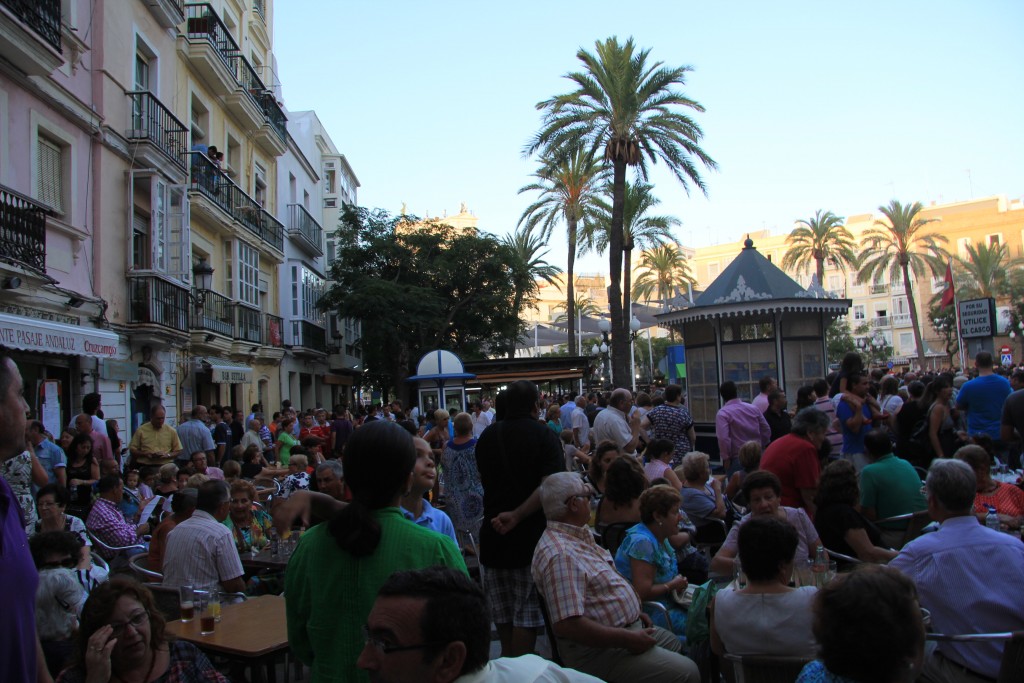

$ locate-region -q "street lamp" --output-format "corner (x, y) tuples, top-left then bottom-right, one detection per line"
(592, 320), (611, 391)
(192, 258), (215, 310)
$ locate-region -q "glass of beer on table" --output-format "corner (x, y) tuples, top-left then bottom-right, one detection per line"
(179, 585), (195, 623)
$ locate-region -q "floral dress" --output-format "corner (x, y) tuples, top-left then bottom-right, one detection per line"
(1, 451), (37, 531)
(645, 403), (695, 467)
(440, 438), (483, 541)
(613, 523), (688, 636)
(224, 508), (274, 553)
(796, 660), (859, 683)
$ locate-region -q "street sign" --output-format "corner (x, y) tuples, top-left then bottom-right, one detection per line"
(959, 298), (997, 338)
(887, 361), (895, 369)
(1000, 345), (1012, 355)
(1002, 353), (1013, 367)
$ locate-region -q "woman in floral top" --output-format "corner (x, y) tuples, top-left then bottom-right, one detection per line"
(2, 445), (47, 531)
(224, 479), (273, 553)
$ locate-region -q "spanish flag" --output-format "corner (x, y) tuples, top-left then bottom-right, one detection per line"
(940, 261), (955, 309)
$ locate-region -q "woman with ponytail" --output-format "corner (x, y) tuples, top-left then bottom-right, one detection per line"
(284, 420), (467, 683)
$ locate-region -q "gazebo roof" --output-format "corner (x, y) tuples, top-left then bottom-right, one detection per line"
(657, 237), (850, 324)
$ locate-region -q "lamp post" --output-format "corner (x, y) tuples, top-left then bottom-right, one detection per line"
(592, 319), (611, 390)
(856, 331), (887, 366)
(192, 258), (215, 310)
(591, 315), (644, 390)
(1008, 319), (1024, 364)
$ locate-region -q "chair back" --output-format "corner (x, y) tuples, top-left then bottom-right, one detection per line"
(535, 590), (563, 666)
(600, 522), (632, 556)
(87, 530), (147, 567)
(128, 553), (164, 582)
(900, 510), (933, 547)
(926, 632), (1024, 683)
(144, 583), (182, 621)
(694, 518), (728, 558)
(722, 653), (810, 683)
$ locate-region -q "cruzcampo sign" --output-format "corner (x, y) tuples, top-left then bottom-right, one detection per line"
(959, 297), (997, 339)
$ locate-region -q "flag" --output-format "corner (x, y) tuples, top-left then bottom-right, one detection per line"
(940, 261), (955, 309)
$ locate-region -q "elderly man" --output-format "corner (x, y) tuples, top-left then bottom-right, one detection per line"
(162, 480), (245, 593)
(315, 460), (347, 501)
(85, 475), (149, 559)
(859, 429), (927, 548)
(592, 388), (642, 457)
(175, 405), (215, 467)
(27, 421), (66, 487)
(759, 407), (829, 517)
(74, 412), (114, 462)
(571, 395), (590, 450)
(189, 451), (223, 480)
(716, 381), (770, 474)
(128, 405), (183, 468)
(891, 459), (1024, 682)
(358, 565), (601, 683)
(532, 472), (699, 683)
(468, 400), (492, 438)
(239, 415), (265, 455)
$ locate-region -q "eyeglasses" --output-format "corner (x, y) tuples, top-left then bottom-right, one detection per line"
(109, 611), (149, 638)
(40, 557), (76, 569)
(564, 484), (594, 506)
(361, 625), (447, 655)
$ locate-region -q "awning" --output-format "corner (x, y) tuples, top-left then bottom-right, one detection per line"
(0, 312), (119, 358)
(197, 357), (253, 384)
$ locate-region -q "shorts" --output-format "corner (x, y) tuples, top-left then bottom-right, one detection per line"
(483, 565), (543, 628)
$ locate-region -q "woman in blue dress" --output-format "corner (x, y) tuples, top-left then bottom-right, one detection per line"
(614, 485), (689, 636)
(440, 413), (484, 541)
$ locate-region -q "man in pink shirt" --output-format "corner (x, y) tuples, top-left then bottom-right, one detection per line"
(715, 381), (770, 474)
(75, 412), (115, 463)
(750, 376), (776, 413)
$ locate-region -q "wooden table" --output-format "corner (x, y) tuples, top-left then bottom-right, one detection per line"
(240, 547), (291, 572)
(166, 594), (289, 681)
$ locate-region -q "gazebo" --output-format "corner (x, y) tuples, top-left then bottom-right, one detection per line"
(407, 350), (476, 416)
(657, 238), (850, 433)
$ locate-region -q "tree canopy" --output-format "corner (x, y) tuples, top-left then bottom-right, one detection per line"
(321, 206), (528, 401)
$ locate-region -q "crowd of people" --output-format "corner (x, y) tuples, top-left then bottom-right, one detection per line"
(2, 348), (1024, 683)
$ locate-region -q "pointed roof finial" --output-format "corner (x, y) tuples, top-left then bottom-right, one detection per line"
(744, 233), (754, 249)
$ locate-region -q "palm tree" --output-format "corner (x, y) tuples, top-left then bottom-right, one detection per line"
(518, 148), (607, 351)
(501, 227), (562, 358)
(859, 200), (949, 367)
(529, 36), (716, 387)
(552, 292), (602, 323)
(781, 210), (857, 287)
(953, 240), (1023, 299)
(632, 243), (695, 310)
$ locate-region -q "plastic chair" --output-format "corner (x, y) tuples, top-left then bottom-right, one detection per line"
(926, 632), (1024, 683)
(88, 531), (147, 570)
(694, 518), (728, 559)
(824, 547), (863, 566)
(875, 510), (933, 548)
(128, 553), (163, 582)
(722, 654), (811, 683)
(600, 522), (633, 556)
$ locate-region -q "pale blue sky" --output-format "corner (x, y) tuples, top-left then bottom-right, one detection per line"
(275, 1), (1023, 272)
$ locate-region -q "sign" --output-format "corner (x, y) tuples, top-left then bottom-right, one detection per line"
(1002, 353), (1013, 367)
(1001, 345), (1012, 355)
(0, 312), (119, 358)
(197, 357), (253, 384)
(887, 361), (895, 369)
(101, 359), (141, 381)
(958, 298), (997, 339)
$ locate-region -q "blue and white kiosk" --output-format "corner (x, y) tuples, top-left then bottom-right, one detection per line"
(407, 350), (476, 416)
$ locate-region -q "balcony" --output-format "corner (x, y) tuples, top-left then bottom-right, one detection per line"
(180, 4), (240, 95)
(287, 204), (324, 256)
(869, 284), (888, 295)
(232, 303), (262, 345)
(187, 152), (284, 254)
(0, 184), (48, 273)
(290, 319), (327, 356)
(223, 53), (265, 135)
(0, 0), (62, 75)
(142, 0), (184, 29)
(872, 316), (891, 329)
(126, 91), (188, 174)
(892, 313), (912, 327)
(127, 275), (189, 332)
(190, 289), (233, 337)
(265, 313), (284, 347)
(253, 0), (266, 21)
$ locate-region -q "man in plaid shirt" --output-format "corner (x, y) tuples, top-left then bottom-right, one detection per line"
(532, 472), (699, 683)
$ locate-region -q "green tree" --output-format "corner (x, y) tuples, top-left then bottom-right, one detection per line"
(501, 227), (563, 358)
(781, 210), (857, 286)
(826, 318), (857, 367)
(518, 148), (607, 351)
(529, 36), (716, 388)
(928, 302), (960, 368)
(321, 206), (526, 403)
(859, 200), (949, 368)
(953, 240), (1023, 299)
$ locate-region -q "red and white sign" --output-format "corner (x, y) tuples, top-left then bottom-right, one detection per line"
(0, 312), (119, 358)
(1000, 345), (1012, 355)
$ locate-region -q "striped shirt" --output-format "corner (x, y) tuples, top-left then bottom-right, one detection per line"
(162, 510), (244, 591)
(85, 498), (140, 557)
(532, 520), (640, 628)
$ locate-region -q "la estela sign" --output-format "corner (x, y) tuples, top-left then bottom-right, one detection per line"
(958, 298), (997, 339)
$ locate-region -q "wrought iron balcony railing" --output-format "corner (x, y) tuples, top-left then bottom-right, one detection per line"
(2, 0), (61, 53)
(127, 91), (188, 170)
(287, 204), (323, 253)
(184, 3), (240, 70)
(128, 276), (189, 331)
(258, 91), (286, 143)
(232, 303), (262, 344)
(190, 289), (233, 336)
(0, 184), (48, 272)
(869, 284), (889, 295)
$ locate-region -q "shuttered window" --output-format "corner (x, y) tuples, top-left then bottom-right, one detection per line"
(37, 136), (63, 213)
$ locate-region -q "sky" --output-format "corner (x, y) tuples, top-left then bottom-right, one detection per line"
(274, 1), (1024, 274)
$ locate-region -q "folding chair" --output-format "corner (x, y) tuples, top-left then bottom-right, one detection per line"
(926, 631), (1024, 683)
(128, 553), (163, 582)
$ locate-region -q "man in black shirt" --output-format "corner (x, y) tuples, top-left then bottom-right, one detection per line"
(764, 389), (792, 443)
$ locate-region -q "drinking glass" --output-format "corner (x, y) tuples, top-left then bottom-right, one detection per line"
(825, 560), (838, 585)
(793, 559), (814, 588)
(733, 558), (747, 589)
(179, 585), (195, 623)
(198, 593), (215, 635)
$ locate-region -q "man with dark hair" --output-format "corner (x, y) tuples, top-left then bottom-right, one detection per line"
(358, 565), (600, 683)
(476, 379), (564, 658)
(468, 399), (492, 438)
(763, 388), (791, 443)
(27, 420), (66, 487)
(74, 412), (114, 462)
(957, 351), (1011, 445)
(835, 372), (880, 472)
(85, 474), (149, 559)
(859, 429), (927, 548)
(68, 392), (105, 435)
(212, 406), (232, 463)
(751, 376), (777, 413)
(162, 480), (245, 593)
(176, 405), (215, 467)
(812, 378), (844, 455)
(891, 459), (1024, 681)
(148, 488), (198, 573)
(716, 381), (770, 474)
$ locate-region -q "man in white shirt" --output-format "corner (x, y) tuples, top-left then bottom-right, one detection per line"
(571, 396), (590, 450)
(162, 480), (245, 593)
(469, 400), (492, 438)
(591, 388), (641, 457)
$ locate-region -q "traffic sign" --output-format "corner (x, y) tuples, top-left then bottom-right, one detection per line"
(887, 361), (895, 369)
(1000, 345), (1012, 355)
(1001, 353), (1013, 367)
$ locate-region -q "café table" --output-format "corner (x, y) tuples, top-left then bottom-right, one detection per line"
(166, 594), (289, 682)
(241, 546), (292, 572)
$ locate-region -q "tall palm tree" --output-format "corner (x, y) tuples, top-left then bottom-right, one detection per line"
(518, 148), (607, 351)
(501, 227), (562, 358)
(953, 240), (1023, 299)
(859, 200), (949, 367)
(552, 293), (602, 323)
(781, 210), (857, 286)
(529, 36), (716, 387)
(589, 182), (680, 322)
(632, 243), (695, 310)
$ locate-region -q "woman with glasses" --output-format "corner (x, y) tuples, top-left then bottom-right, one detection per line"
(56, 578), (226, 683)
(32, 484), (96, 570)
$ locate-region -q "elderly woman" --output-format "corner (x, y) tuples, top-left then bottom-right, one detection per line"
(225, 479), (274, 553)
(441, 412), (484, 541)
(678, 451), (726, 527)
(710, 516), (818, 660)
(56, 579), (226, 683)
(814, 459), (898, 564)
(797, 567), (924, 683)
(711, 471), (822, 575)
(595, 456), (646, 530)
(285, 420), (467, 682)
(281, 453), (311, 498)
(613, 486), (690, 635)
(545, 404), (562, 434)
(956, 444), (1024, 529)
(643, 438), (683, 491)
(152, 462), (179, 498)
(30, 531), (87, 676)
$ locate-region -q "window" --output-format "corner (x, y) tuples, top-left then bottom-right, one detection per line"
(237, 240), (259, 306)
(899, 332), (914, 350)
(827, 274), (842, 292)
(324, 198), (337, 208)
(190, 95), (209, 145)
(254, 163), (267, 206)
(226, 134), (240, 177)
(37, 135), (64, 213)
(288, 173), (296, 204)
(303, 190), (310, 210)
(324, 167), (336, 194)
(988, 233), (1003, 247)
(957, 237), (972, 259)
(707, 262), (720, 281)
(129, 172), (190, 282)
(853, 305), (866, 321)
(290, 265), (325, 322)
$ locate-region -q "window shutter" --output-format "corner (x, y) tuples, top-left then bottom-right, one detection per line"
(37, 137), (63, 213)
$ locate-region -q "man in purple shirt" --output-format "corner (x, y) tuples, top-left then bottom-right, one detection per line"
(0, 352), (48, 683)
(750, 376), (776, 414)
(715, 381), (770, 474)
